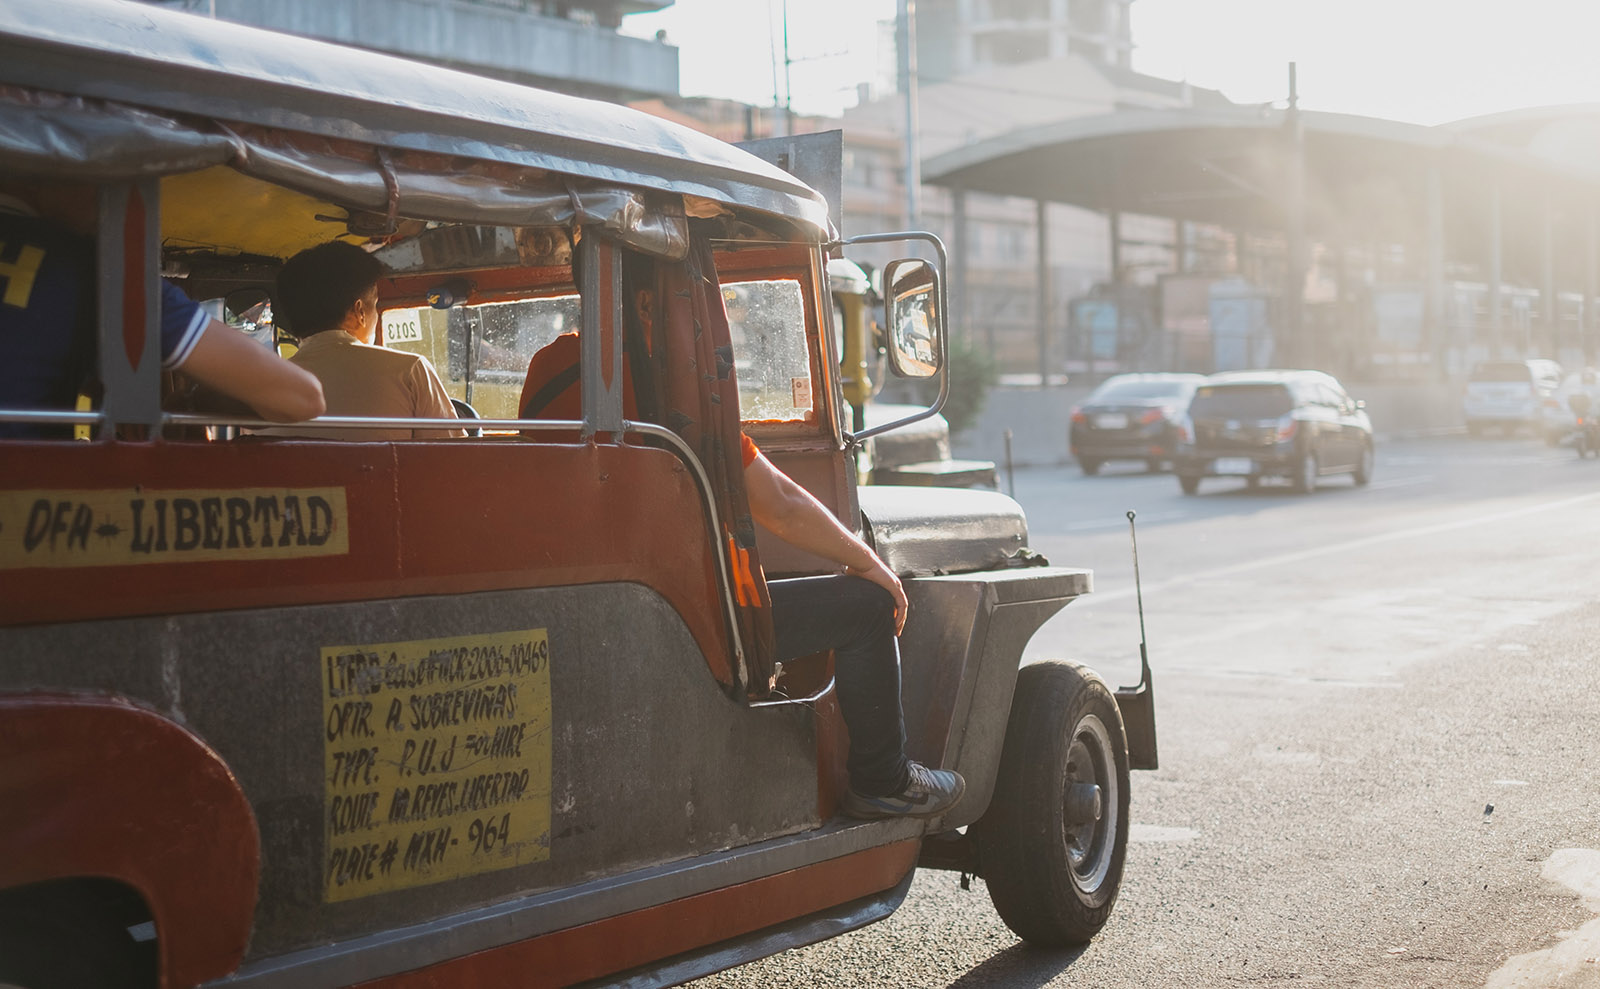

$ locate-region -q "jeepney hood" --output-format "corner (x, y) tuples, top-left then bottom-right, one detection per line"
(858, 486), (1028, 577)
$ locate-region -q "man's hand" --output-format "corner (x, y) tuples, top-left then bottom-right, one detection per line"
(843, 557), (908, 635)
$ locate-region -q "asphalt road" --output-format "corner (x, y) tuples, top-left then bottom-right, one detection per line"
(693, 433), (1600, 989)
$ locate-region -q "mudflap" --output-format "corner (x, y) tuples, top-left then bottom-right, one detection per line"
(1114, 644), (1158, 771)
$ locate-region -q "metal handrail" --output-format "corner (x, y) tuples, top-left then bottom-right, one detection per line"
(2, 407), (751, 691)
(150, 412), (753, 697)
(0, 409), (107, 426)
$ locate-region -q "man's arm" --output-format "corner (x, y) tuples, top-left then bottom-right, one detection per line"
(743, 451), (908, 633)
(178, 320), (326, 422)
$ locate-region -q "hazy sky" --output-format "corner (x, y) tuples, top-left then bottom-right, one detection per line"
(624, 0), (1600, 125)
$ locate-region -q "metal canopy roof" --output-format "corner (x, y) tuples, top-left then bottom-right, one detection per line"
(923, 105), (1600, 244)
(0, 0), (829, 232)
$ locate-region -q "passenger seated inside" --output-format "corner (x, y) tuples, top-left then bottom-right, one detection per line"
(0, 183), (324, 438)
(266, 241), (463, 440)
(518, 331), (637, 421)
(518, 251), (655, 424)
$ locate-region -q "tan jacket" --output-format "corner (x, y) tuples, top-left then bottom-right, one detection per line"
(265, 331), (464, 440)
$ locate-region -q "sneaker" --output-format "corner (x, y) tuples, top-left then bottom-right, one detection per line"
(840, 761), (966, 820)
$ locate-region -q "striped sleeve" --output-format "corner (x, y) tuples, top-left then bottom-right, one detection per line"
(159, 280), (210, 370)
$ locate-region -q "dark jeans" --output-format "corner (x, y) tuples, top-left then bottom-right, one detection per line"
(768, 574), (909, 797)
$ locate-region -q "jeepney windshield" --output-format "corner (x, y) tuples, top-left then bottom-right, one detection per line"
(723, 279), (814, 423)
(382, 294), (583, 420)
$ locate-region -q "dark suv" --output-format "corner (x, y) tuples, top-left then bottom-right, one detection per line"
(1174, 370), (1374, 495)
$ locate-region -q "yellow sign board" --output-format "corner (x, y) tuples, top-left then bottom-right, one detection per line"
(0, 487), (348, 569)
(321, 629), (553, 902)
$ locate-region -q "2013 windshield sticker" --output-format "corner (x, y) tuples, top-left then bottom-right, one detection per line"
(0, 487), (349, 568)
(321, 629), (553, 902)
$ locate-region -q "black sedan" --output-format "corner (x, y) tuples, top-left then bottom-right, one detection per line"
(1069, 372), (1206, 474)
(1173, 369), (1374, 494)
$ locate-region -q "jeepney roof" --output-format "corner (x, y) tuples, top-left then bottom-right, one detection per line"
(0, 0), (830, 235)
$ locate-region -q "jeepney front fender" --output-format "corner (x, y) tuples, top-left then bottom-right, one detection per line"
(895, 567), (1092, 831)
(0, 693), (259, 988)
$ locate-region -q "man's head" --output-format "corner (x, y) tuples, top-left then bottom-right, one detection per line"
(276, 241), (384, 340)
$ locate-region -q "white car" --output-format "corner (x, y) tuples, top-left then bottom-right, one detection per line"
(1463, 359), (1563, 437)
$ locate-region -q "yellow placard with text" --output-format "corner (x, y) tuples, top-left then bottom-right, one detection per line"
(321, 629), (553, 902)
(0, 487), (348, 569)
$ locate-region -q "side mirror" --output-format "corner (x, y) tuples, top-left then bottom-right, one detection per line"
(882, 258), (942, 379)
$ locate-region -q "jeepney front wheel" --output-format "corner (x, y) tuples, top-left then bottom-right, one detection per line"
(976, 660), (1131, 946)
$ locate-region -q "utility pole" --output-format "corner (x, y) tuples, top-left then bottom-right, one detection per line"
(781, 0), (794, 136)
(1283, 61), (1307, 368)
(897, 0), (920, 229)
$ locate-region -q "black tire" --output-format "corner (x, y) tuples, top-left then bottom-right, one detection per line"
(1293, 448), (1318, 494)
(976, 661), (1131, 946)
(1352, 442), (1374, 486)
(0, 880), (155, 989)
(1178, 473), (1200, 495)
(1079, 459), (1102, 476)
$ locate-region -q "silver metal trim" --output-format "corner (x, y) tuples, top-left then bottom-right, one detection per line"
(0, 410), (106, 426)
(205, 817), (927, 988)
(746, 675), (835, 710)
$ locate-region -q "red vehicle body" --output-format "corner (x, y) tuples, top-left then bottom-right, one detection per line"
(0, 3), (1154, 986)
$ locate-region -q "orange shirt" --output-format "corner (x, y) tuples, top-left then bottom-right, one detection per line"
(518, 333), (637, 420)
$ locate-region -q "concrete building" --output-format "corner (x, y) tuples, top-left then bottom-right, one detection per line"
(139, 0), (679, 103)
(916, 0), (1135, 80)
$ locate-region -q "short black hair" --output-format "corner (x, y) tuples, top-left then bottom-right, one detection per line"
(275, 241), (384, 338)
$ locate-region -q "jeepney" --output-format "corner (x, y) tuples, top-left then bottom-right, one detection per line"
(0, 2), (1155, 986)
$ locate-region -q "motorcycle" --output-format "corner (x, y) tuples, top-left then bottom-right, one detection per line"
(1563, 393), (1600, 457)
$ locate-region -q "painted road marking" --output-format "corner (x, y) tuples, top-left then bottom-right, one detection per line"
(1087, 490), (1600, 604)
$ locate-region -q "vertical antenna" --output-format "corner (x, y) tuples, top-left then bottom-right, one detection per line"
(1127, 510), (1148, 658)
(782, 0), (794, 134)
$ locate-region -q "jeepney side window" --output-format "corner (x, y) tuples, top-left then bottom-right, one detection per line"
(380, 292), (583, 420)
(723, 279), (814, 422)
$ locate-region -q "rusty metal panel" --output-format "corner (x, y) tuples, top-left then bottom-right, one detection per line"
(0, 582), (818, 961)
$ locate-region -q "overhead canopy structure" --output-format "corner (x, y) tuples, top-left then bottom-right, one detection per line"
(925, 105), (1600, 249)
(922, 104), (1600, 374)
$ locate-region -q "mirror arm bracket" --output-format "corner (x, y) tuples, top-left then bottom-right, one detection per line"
(840, 231), (951, 442)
